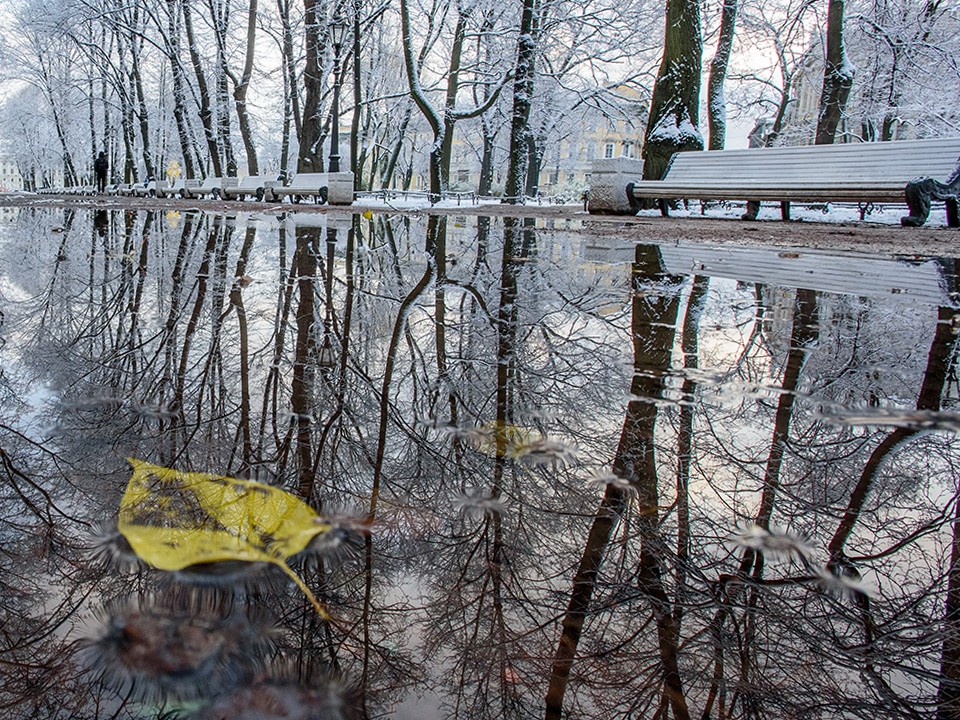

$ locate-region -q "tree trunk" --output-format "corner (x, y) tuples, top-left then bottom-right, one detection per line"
(754, 289), (819, 530)
(675, 275), (710, 630)
(503, 0), (538, 203)
(164, 0), (198, 179)
(438, 10), (468, 189)
(707, 0), (738, 150)
(381, 107), (413, 190)
(829, 300), (960, 560)
(101, 76), (114, 180)
(478, 121), (495, 196)
(546, 245), (688, 720)
(131, 47), (155, 180)
(183, 0), (222, 176)
(475, 11), (497, 197)
(37, 53), (78, 187)
(524, 133), (543, 198)
(642, 0), (703, 180)
(292, 227), (318, 498)
(702, 288), (819, 718)
(815, 0), (855, 144)
(299, 0), (327, 173)
(120, 76), (137, 183)
(215, 33), (237, 176)
(87, 75), (97, 177)
(228, 226), (256, 469)
(350, 0), (362, 188)
(399, 0), (444, 201)
(229, 0), (259, 175)
(277, 0), (301, 172)
(765, 76), (794, 147)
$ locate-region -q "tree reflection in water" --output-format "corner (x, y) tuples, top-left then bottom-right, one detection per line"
(0, 208), (958, 719)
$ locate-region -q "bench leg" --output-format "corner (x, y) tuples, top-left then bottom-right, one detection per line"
(780, 201), (791, 221)
(658, 199), (670, 217)
(902, 174), (960, 227)
(741, 200), (760, 221)
(901, 178), (932, 226)
(625, 182), (642, 214)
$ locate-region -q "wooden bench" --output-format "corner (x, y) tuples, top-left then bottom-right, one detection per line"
(627, 137), (960, 226)
(267, 173), (328, 203)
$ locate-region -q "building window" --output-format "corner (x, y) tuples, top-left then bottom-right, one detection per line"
(622, 142), (633, 158)
(604, 142), (615, 159)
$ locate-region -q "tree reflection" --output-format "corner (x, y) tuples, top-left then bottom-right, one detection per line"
(0, 208), (958, 719)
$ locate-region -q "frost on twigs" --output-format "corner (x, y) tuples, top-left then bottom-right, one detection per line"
(452, 488), (509, 520)
(729, 523), (878, 602)
(730, 523), (814, 566)
(507, 438), (577, 468)
(816, 566), (877, 602)
(585, 470), (636, 494)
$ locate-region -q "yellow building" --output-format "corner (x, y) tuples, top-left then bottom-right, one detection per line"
(0, 157), (24, 191)
(448, 86), (646, 197)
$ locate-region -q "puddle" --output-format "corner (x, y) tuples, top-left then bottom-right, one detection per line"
(0, 207), (958, 718)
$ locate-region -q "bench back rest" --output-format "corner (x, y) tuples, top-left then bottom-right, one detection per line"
(198, 177), (224, 190)
(664, 137), (960, 184)
(225, 176), (266, 190)
(288, 173), (326, 189)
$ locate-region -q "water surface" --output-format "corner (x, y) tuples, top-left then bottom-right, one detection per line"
(1, 207), (958, 719)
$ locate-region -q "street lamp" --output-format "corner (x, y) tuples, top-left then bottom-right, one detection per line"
(318, 227), (338, 374)
(328, 17), (348, 173)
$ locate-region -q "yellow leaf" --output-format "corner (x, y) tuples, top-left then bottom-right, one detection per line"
(118, 459), (332, 619)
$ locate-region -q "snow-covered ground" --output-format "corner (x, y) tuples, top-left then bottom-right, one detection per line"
(629, 199), (947, 226)
(348, 193), (948, 228)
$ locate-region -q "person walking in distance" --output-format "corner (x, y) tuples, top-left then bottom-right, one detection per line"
(94, 151), (108, 193)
